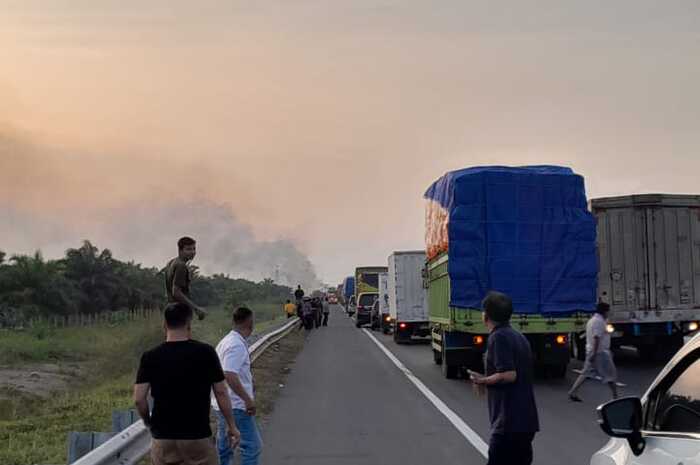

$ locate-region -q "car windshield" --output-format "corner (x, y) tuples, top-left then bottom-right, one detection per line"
(359, 294), (377, 306)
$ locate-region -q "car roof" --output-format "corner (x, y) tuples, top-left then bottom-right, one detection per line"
(642, 332), (700, 402)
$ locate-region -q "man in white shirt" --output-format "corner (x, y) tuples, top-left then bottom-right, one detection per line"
(568, 302), (619, 402)
(213, 307), (262, 465)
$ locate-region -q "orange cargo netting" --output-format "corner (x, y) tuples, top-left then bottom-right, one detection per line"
(425, 199), (449, 260)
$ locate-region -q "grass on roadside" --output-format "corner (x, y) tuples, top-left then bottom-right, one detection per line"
(0, 302), (287, 465)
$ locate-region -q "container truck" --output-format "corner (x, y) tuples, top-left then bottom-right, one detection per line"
(425, 166), (597, 378)
(354, 266), (387, 328)
(388, 251), (430, 343)
(592, 194), (700, 359)
(341, 276), (355, 312)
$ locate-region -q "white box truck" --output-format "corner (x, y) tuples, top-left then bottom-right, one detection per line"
(592, 194), (700, 360)
(371, 272), (392, 333)
(388, 251), (430, 343)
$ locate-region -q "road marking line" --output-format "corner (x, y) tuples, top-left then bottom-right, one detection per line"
(362, 329), (489, 458)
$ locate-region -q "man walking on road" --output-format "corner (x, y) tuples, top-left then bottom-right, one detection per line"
(470, 292), (539, 465)
(214, 307), (263, 465)
(313, 297), (323, 328)
(134, 303), (240, 465)
(568, 302), (619, 402)
(322, 297), (330, 327)
(165, 237), (206, 320)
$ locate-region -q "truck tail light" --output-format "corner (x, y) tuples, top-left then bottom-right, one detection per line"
(606, 324), (615, 334)
(555, 335), (567, 345)
(385, 316), (391, 322)
(473, 335), (484, 345)
(399, 323), (407, 330)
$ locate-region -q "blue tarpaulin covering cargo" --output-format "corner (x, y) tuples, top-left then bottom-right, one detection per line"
(342, 276), (355, 299)
(424, 166), (597, 315)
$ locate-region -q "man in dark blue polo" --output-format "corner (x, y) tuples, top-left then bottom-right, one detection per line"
(470, 291), (540, 465)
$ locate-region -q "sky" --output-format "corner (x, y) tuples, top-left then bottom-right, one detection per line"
(1, 1), (699, 286)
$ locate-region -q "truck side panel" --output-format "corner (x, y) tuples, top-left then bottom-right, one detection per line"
(427, 256), (451, 324)
(378, 272), (390, 315)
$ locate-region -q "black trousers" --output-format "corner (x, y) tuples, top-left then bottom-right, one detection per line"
(322, 313), (329, 326)
(487, 433), (535, 465)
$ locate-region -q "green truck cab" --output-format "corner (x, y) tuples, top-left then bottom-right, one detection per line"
(354, 266), (388, 328)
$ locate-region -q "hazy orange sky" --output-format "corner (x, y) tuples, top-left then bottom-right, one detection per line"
(1, 1), (699, 284)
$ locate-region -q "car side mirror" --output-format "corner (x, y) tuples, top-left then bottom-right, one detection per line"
(597, 397), (646, 456)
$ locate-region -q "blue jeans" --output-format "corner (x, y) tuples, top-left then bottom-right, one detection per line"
(216, 409), (262, 465)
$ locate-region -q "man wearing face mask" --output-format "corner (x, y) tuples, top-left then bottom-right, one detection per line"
(213, 307), (263, 465)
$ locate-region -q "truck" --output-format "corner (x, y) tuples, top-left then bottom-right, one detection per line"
(425, 166), (597, 379)
(354, 266), (388, 328)
(591, 194), (700, 360)
(341, 276), (355, 312)
(388, 251), (430, 343)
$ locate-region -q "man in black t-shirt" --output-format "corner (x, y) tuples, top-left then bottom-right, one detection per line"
(470, 292), (540, 465)
(134, 303), (240, 465)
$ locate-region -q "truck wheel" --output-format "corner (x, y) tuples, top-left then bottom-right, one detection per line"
(637, 344), (655, 362)
(550, 364), (568, 379)
(393, 327), (407, 344)
(441, 338), (458, 379)
(433, 349), (443, 365)
(442, 360), (459, 379)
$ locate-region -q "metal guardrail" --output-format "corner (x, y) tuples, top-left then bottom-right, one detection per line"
(71, 317), (301, 465)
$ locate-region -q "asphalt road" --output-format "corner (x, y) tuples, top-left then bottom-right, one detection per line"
(262, 305), (664, 465)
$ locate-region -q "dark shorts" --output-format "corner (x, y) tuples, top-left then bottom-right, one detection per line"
(151, 437), (218, 465)
(487, 432), (535, 465)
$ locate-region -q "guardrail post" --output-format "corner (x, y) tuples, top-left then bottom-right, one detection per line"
(111, 409), (139, 432)
(67, 432), (116, 464)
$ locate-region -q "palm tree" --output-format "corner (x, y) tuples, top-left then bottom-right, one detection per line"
(0, 251), (77, 317)
(63, 241), (122, 313)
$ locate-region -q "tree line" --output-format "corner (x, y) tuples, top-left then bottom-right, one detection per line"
(0, 241), (292, 327)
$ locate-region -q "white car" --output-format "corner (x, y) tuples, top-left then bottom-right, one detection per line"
(591, 333), (700, 465)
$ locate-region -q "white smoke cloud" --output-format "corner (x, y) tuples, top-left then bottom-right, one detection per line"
(0, 126), (321, 289)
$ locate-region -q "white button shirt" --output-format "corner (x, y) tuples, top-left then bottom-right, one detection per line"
(211, 330), (254, 411)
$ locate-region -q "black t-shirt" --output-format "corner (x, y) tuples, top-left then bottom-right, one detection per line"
(294, 289), (304, 300)
(136, 340), (224, 439)
(486, 324), (540, 435)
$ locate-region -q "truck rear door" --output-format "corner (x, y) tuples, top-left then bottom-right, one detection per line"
(647, 206), (700, 310)
(597, 206), (651, 312)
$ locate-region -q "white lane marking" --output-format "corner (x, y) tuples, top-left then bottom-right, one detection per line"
(362, 329), (489, 458)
